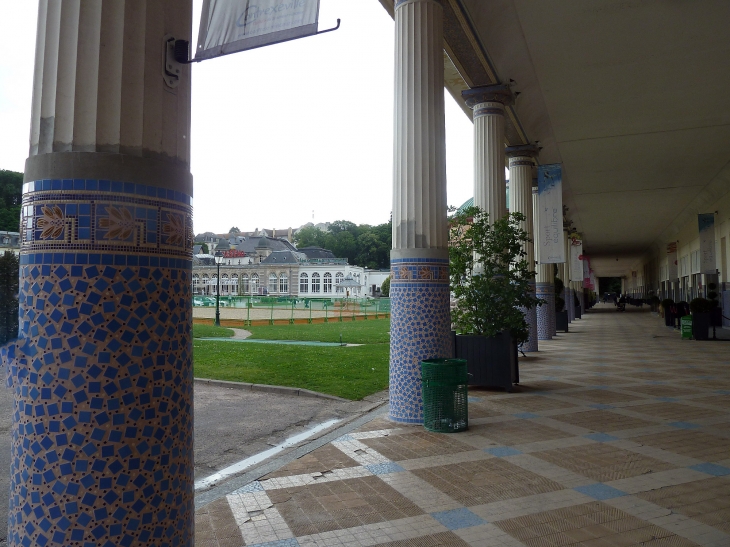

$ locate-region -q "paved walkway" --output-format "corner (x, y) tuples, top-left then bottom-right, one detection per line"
(194, 305), (730, 547)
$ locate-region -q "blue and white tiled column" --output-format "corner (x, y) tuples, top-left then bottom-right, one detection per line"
(535, 282), (554, 340)
(522, 283), (539, 352)
(390, 0), (451, 423)
(507, 146), (539, 353)
(11, 2), (195, 544)
(389, 256), (452, 423)
(8, 179), (194, 547)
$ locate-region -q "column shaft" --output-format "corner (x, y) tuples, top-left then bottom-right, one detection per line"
(390, 0), (451, 424)
(533, 188), (555, 339)
(508, 150), (537, 351)
(10, 2), (194, 546)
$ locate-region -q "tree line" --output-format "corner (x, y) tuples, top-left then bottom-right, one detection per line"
(294, 220), (391, 270)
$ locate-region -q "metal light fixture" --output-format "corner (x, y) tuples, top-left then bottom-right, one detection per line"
(214, 251), (224, 327)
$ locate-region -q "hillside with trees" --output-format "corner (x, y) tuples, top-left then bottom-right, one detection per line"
(0, 170), (23, 232)
(294, 220), (391, 269)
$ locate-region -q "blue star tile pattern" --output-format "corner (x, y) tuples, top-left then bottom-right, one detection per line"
(388, 257), (452, 424)
(584, 433), (619, 443)
(430, 508), (486, 530)
(366, 462), (406, 475)
(574, 483), (627, 501)
(689, 463), (730, 476)
(248, 539), (300, 547)
(669, 422), (701, 430)
(513, 412), (539, 419)
(7, 180), (194, 547)
(484, 447), (522, 457)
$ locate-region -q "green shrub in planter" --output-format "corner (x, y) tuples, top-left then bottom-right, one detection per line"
(449, 207), (541, 345)
(689, 298), (714, 314)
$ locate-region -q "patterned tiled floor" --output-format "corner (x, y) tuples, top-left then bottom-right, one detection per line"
(195, 306), (730, 546)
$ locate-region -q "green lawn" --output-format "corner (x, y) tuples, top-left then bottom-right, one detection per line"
(193, 324), (235, 338)
(246, 320), (390, 345)
(193, 319), (390, 400)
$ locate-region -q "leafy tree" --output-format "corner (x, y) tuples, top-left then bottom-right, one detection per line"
(293, 219), (392, 269)
(381, 276), (390, 297)
(0, 170), (23, 232)
(228, 227), (241, 234)
(449, 206), (541, 344)
(0, 251), (19, 344)
(200, 242), (209, 254)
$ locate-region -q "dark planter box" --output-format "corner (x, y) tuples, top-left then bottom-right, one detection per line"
(452, 331), (517, 391)
(710, 307), (722, 327)
(556, 310), (569, 332)
(692, 313), (710, 340)
(575, 305), (582, 319)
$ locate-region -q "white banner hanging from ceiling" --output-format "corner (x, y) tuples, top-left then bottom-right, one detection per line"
(196, 0), (321, 60)
(698, 213), (716, 274)
(536, 164), (564, 263)
(569, 234), (583, 282)
(666, 241), (678, 280)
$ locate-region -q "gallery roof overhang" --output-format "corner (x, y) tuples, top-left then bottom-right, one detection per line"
(378, 0), (730, 277)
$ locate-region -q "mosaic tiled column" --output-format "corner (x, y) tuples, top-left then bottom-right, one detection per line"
(508, 145), (538, 352)
(7, 2), (194, 546)
(390, 0), (451, 424)
(532, 187), (555, 339)
(462, 85), (513, 224)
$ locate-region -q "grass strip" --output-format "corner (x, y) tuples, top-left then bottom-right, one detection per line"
(193, 342), (389, 400)
(246, 320), (390, 345)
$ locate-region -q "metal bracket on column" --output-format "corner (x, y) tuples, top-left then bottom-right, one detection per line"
(163, 34), (183, 88)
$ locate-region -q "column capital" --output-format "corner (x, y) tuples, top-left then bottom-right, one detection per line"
(462, 84), (514, 109)
(506, 143), (540, 160)
(395, 0), (441, 10)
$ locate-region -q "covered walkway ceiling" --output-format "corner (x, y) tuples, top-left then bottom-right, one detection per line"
(379, 0), (730, 278)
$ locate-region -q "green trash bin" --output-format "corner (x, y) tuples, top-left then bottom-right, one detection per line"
(421, 358), (468, 433)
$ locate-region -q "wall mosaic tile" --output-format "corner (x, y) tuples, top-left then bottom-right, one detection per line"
(5, 180), (194, 547)
(389, 258), (452, 424)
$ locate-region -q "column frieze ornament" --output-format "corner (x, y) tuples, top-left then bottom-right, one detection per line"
(506, 143), (540, 162)
(462, 84), (514, 109)
(395, 0), (441, 8)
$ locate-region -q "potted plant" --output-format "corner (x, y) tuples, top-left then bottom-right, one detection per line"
(554, 276), (568, 332)
(689, 297), (713, 340)
(449, 206), (541, 391)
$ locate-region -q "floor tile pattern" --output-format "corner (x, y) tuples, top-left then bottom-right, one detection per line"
(196, 307), (730, 546)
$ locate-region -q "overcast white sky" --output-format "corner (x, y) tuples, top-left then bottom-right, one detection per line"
(0, 0), (475, 234)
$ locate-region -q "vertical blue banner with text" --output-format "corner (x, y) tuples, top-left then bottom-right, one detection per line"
(537, 164), (564, 263)
(698, 213), (716, 274)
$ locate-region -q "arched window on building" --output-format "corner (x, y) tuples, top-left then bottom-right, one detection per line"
(231, 274), (239, 295)
(241, 274), (249, 294)
(221, 274), (229, 295)
(211, 274), (218, 295)
(202, 274), (210, 295)
(279, 272), (288, 293)
(300, 273), (308, 293)
(336, 272), (344, 293)
(251, 274), (259, 295)
(323, 272), (332, 293)
(311, 272), (320, 293)
(193, 275), (200, 295)
(269, 273), (278, 294)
